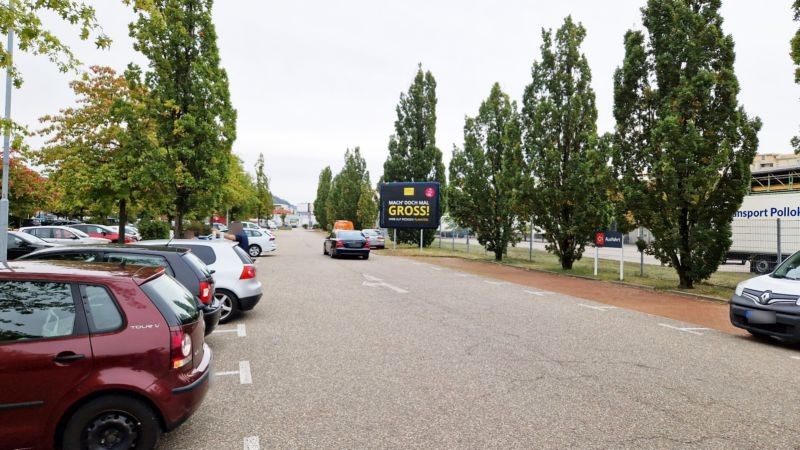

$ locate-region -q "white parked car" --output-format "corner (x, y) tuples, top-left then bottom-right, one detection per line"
(19, 226), (111, 245)
(731, 251), (800, 342)
(139, 239), (263, 323)
(243, 228), (277, 257)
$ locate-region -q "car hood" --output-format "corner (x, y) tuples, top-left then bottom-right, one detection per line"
(742, 275), (800, 294)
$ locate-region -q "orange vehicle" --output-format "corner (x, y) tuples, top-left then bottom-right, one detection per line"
(332, 220), (354, 231)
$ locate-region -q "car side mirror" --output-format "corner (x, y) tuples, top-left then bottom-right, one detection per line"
(101, 231), (108, 236)
(209, 269), (216, 274)
(72, 235), (80, 240)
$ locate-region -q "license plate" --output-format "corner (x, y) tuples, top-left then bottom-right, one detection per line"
(745, 310), (777, 324)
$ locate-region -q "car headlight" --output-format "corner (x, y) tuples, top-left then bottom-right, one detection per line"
(735, 282), (745, 297)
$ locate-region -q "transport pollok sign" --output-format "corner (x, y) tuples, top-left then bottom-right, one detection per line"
(379, 182), (441, 229)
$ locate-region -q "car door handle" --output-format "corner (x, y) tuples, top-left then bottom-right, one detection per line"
(53, 352), (86, 364)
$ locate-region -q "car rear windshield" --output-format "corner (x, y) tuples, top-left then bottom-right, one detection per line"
(232, 245), (254, 264)
(183, 252), (212, 279)
(338, 231), (364, 240)
(140, 274), (199, 326)
(184, 245), (217, 265)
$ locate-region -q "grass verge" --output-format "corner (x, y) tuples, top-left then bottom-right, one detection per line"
(382, 240), (755, 301)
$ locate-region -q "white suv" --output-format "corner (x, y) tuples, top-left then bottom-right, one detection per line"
(139, 239), (263, 323)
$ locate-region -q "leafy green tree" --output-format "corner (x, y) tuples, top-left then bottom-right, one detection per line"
(0, 1), (114, 88)
(254, 153), (273, 224)
(37, 66), (159, 242)
(0, 154), (47, 225)
(613, 0), (761, 288)
(313, 166), (332, 229)
(326, 147), (371, 228)
(382, 64), (446, 246)
(356, 181), (378, 230)
(129, 0), (236, 236)
(222, 155), (258, 220)
(521, 17), (611, 269)
(449, 83), (524, 261)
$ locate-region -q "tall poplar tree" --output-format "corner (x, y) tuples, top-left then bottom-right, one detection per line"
(326, 148), (371, 229)
(449, 83), (524, 261)
(613, 0), (761, 288)
(129, 0), (236, 236)
(255, 153), (272, 224)
(522, 16), (611, 270)
(383, 64), (446, 246)
(356, 182), (378, 230)
(314, 166), (332, 229)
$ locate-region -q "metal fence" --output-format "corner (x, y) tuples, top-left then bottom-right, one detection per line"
(428, 218), (800, 277)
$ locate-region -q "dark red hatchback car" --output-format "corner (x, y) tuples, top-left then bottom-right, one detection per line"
(0, 261), (212, 450)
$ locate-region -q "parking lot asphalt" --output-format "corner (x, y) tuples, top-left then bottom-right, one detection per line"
(159, 230), (800, 449)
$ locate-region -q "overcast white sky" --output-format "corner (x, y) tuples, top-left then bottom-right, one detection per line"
(10, 1), (800, 205)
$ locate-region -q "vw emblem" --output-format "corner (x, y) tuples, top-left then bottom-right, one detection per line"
(759, 291), (771, 305)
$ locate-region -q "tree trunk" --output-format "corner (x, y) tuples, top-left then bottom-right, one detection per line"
(118, 199), (127, 245)
(561, 258), (574, 270)
(677, 266), (694, 289)
(174, 193), (186, 237)
(494, 246), (503, 261)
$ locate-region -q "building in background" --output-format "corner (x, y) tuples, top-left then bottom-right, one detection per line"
(295, 202), (315, 227)
(750, 153), (800, 194)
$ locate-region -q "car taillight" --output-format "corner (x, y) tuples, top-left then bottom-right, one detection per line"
(240, 265), (256, 280)
(170, 328), (192, 369)
(199, 280), (212, 305)
(364, 238), (370, 248)
(335, 241), (344, 248)
(269, 236), (275, 241)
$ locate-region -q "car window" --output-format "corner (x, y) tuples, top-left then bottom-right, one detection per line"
(104, 253), (174, 276)
(34, 252), (98, 262)
(183, 245), (216, 265)
(82, 285), (123, 333)
(232, 245), (253, 264)
(0, 281), (76, 342)
(140, 274), (199, 326)
(250, 230), (262, 237)
(182, 252), (212, 279)
(15, 232), (47, 245)
(55, 229), (77, 239)
(30, 228), (52, 239)
(8, 236), (22, 249)
(337, 231), (364, 240)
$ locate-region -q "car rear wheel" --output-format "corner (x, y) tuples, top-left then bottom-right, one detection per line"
(363, 254), (369, 260)
(248, 244), (262, 258)
(323, 245), (329, 255)
(62, 395), (160, 450)
(216, 290), (240, 323)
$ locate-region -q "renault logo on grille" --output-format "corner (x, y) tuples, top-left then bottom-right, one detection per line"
(759, 291), (771, 305)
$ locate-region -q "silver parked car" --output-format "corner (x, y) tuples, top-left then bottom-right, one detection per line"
(19, 225), (111, 245)
(138, 239), (263, 323)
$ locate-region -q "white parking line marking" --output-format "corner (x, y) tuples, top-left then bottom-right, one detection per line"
(215, 371), (239, 377)
(239, 361), (252, 384)
(362, 274), (409, 294)
(215, 324), (246, 337)
(483, 280), (506, 286)
(658, 323), (710, 336)
(791, 356), (800, 360)
(524, 290), (553, 296)
(455, 273), (473, 278)
(243, 436), (260, 450)
(430, 266), (442, 271)
(578, 304), (618, 311)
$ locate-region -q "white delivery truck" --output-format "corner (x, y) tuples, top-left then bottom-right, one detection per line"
(728, 192), (800, 273)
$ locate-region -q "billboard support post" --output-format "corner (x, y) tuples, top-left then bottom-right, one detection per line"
(393, 229), (396, 251)
(419, 229), (423, 252)
(529, 221), (533, 262)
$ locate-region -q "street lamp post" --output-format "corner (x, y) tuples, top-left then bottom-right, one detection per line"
(0, 22), (14, 263)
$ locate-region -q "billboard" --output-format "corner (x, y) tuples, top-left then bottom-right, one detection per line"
(379, 182), (441, 229)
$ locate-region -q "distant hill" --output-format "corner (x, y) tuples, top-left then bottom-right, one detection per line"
(273, 195), (294, 208)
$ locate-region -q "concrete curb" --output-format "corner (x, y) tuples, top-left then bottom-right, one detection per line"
(391, 251), (730, 304)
